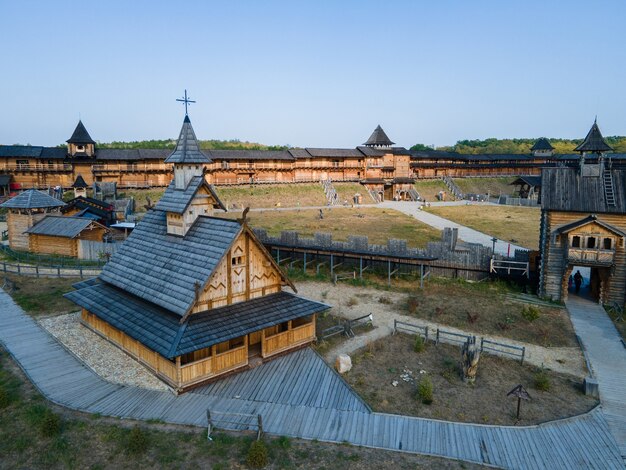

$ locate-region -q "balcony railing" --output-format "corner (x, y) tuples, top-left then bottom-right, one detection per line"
(0, 163), (73, 172)
(567, 247), (615, 264)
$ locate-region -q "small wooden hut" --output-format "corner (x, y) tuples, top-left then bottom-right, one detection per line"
(66, 114), (329, 393)
(0, 189), (66, 250)
(539, 120), (626, 305)
(26, 216), (108, 257)
(71, 174), (89, 198)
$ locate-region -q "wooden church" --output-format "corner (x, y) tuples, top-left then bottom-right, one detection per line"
(539, 120), (626, 306)
(66, 112), (328, 393)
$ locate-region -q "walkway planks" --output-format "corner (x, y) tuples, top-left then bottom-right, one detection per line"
(566, 295), (626, 459)
(0, 290), (623, 469)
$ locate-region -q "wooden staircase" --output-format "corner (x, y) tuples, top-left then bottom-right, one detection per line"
(604, 169), (616, 207)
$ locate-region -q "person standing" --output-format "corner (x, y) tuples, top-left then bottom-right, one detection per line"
(573, 270), (583, 294)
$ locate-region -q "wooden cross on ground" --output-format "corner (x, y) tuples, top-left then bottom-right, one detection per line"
(507, 384), (531, 420)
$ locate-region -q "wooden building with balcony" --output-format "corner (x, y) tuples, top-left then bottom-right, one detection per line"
(539, 121), (626, 305)
(65, 114), (328, 393)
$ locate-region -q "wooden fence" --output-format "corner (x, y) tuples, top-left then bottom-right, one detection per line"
(393, 319), (526, 364)
(77, 240), (120, 260)
(0, 261), (101, 278)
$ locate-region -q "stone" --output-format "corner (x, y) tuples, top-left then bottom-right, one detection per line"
(335, 354), (352, 374)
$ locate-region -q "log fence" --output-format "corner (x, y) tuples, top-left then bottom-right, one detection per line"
(0, 260), (101, 279)
(319, 313), (374, 340)
(394, 319), (526, 363)
(206, 410), (263, 441)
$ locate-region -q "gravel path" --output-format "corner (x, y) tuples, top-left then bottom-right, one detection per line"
(297, 282), (586, 377)
(38, 312), (170, 392)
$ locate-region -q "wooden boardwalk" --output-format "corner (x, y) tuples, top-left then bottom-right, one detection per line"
(567, 295), (626, 459)
(0, 291), (623, 469)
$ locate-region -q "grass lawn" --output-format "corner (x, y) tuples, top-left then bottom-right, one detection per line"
(334, 182), (373, 205)
(215, 183), (327, 209)
(413, 179), (451, 202)
(4, 275), (77, 316)
(404, 278), (575, 347)
(453, 177), (518, 197)
(0, 350), (479, 470)
(222, 207), (442, 248)
(427, 205), (541, 249)
(344, 335), (597, 426)
(120, 189), (166, 211)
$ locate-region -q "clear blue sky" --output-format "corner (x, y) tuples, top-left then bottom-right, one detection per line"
(1, 1), (625, 148)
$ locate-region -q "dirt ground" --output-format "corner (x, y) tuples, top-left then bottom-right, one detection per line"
(0, 350), (483, 470)
(297, 279), (577, 349)
(221, 207), (441, 248)
(344, 334), (598, 426)
(427, 204), (541, 250)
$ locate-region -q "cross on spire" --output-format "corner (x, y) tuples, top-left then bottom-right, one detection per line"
(176, 89), (196, 116)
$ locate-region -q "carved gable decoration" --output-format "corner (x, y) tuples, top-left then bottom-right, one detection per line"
(554, 215), (626, 239)
(192, 226), (293, 314)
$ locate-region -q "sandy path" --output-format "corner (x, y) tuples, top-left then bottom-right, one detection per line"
(296, 281), (586, 377)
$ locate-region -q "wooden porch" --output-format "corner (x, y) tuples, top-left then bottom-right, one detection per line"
(81, 309), (315, 392)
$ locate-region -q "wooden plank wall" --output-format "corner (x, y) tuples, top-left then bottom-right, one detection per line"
(29, 234), (77, 257)
(7, 212), (47, 250)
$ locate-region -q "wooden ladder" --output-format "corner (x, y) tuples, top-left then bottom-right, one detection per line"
(603, 169), (616, 207)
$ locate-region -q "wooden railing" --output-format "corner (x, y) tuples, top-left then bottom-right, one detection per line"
(0, 163), (73, 172)
(92, 163), (171, 173)
(179, 345), (247, 385)
(263, 322), (315, 357)
(567, 248), (615, 264)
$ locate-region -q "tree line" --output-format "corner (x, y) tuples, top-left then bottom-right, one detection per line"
(94, 139), (288, 151)
(411, 137), (626, 154)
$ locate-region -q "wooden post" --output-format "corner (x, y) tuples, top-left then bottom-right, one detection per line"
(516, 397), (521, 419)
(420, 264), (424, 289)
(303, 252), (307, 274)
(330, 254), (334, 278)
(359, 257), (363, 279)
(257, 414), (263, 441)
(207, 410), (213, 440)
(388, 260), (391, 287)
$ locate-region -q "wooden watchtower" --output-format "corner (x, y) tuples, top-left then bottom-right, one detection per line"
(539, 120), (626, 305)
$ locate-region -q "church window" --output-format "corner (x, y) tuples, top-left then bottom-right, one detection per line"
(586, 237), (596, 249)
(571, 236), (581, 248)
(231, 255), (244, 266)
(603, 238), (613, 250)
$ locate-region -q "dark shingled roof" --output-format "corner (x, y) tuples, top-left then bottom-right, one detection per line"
(541, 167), (626, 213)
(99, 211), (242, 316)
(530, 138), (554, 151)
(67, 120), (95, 144)
(65, 284), (328, 358)
(0, 145), (44, 158)
(164, 116), (211, 164)
(25, 215), (102, 238)
(72, 175), (88, 188)
(364, 125), (395, 147)
(554, 214), (626, 238)
(0, 189), (66, 209)
(356, 146), (386, 157)
(288, 149), (312, 159)
(208, 150), (294, 161)
(305, 148), (364, 158)
(154, 176), (226, 214)
(511, 176), (541, 187)
(574, 121), (613, 153)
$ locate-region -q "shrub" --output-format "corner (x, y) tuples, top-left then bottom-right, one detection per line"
(246, 440), (269, 468)
(406, 296), (419, 314)
(126, 426), (149, 454)
(417, 376), (434, 404)
(413, 335), (426, 353)
(40, 410), (61, 437)
(534, 370), (551, 391)
(521, 305), (540, 322)
(275, 436), (291, 449)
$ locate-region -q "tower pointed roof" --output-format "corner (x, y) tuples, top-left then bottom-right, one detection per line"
(574, 120), (613, 153)
(530, 137), (554, 151)
(363, 125), (395, 147)
(0, 189), (66, 209)
(66, 120), (95, 144)
(164, 115), (212, 164)
(72, 174), (89, 188)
